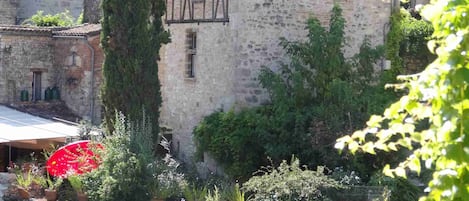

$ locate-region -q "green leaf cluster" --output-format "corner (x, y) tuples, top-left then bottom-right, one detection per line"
(336, 0), (469, 200)
(24, 10), (76, 27)
(386, 8), (435, 76)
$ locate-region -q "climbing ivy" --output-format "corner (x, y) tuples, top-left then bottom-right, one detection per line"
(385, 8), (434, 76)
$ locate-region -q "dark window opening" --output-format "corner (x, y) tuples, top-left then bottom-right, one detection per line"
(32, 71), (42, 101)
(186, 31), (197, 78)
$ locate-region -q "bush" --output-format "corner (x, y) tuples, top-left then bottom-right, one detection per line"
(242, 157), (342, 201)
(24, 10), (76, 27)
(83, 113), (155, 201)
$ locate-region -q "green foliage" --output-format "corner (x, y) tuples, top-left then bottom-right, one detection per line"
(195, 4), (394, 180)
(183, 185), (208, 201)
(101, 0), (171, 145)
(222, 184), (245, 201)
(205, 186), (222, 201)
(15, 170), (34, 189)
(153, 155), (188, 199)
(400, 11), (434, 60)
(336, 0), (469, 200)
(76, 11), (84, 25)
(242, 157), (342, 201)
(83, 113), (156, 201)
(368, 172), (420, 201)
(68, 175), (84, 193)
(194, 109), (269, 179)
(24, 10), (76, 27)
(386, 9), (435, 76)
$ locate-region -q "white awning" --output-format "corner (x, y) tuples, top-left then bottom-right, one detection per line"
(0, 105), (79, 148)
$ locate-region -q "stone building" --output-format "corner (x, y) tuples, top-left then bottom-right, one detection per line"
(158, 0), (397, 167)
(0, 24), (103, 122)
(0, 0), (429, 172)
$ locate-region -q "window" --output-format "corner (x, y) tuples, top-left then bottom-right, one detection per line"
(71, 51), (78, 66)
(186, 30), (197, 78)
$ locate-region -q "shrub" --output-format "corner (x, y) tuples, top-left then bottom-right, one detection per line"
(152, 154), (188, 199)
(242, 157), (342, 201)
(83, 113), (155, 201)
(24, 10), (76, 27)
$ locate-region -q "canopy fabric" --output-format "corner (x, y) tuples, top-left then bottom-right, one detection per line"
(0, 105), (79, 145)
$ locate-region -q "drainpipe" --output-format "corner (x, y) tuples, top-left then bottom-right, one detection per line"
(53, 35), (96, 124)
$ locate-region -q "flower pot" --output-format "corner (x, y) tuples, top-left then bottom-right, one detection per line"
(17, 187), (30, 199)
(45, 189), (58, 201)
(77, 191), (88, 201)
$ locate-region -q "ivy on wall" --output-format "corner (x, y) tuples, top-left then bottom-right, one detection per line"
(385, 8), (434, 77)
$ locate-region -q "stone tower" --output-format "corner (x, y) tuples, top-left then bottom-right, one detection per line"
(83, 0), (101, 23)
(0, 0), (18, 24)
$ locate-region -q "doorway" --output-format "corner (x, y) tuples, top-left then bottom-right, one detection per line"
(32, 71), (42, 101)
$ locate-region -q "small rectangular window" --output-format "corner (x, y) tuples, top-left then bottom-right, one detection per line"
(186, 30), (197, 78)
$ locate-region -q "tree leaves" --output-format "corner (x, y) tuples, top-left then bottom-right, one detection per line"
(336, 1), (469, 200)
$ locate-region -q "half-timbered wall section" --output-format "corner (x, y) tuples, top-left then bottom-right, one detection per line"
(166, 0), (229, 24)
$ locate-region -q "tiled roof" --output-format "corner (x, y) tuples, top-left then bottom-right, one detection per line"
(0, 24), (64, 34)
(0, 24), (102, 36)
(53, 24), (101, 36)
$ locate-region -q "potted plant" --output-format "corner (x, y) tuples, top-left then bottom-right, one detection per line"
(68, 175), (87, 201)
(15, 169), (33, 199)
(36, 174), (63, 201)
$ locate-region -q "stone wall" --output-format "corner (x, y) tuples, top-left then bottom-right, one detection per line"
(53, 35), (103, 122)
(17, 0), (83, 23)
(0, 31), (54, 103)
(0, 0), (18, 24)
(83, 0), (101, 23)
(159, 23), (236, 161)
(159, 0), (392, 167)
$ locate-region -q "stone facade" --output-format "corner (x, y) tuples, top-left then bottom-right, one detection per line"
(53, 26), (103, 123)
(159, 0), (393, 165)
(0, 28), (55, 104)
(0, 24), (102, 122)
(0, 0), (407, 172)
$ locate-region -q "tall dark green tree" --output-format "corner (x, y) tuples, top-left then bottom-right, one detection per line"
(101, 0), (170, 144)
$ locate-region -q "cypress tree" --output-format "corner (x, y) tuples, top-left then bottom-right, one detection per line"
(101, 0), (170, 144)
